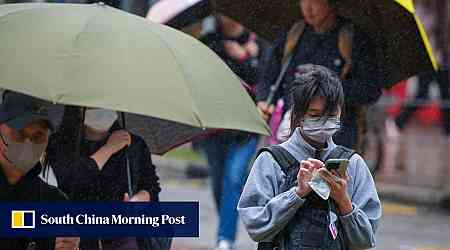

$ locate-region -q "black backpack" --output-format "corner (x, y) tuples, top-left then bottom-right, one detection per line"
(256, 145), (356, 250)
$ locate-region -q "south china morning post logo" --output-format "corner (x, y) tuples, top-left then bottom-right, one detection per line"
(11, 210), (35, 229)
(1, 202), (199, 237)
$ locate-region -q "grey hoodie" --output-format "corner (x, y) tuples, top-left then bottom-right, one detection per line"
(237, 129), (382, 249)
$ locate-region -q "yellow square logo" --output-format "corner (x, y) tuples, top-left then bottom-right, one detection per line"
(11, 210), (35, 229)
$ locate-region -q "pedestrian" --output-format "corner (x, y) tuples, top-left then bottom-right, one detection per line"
(197, 14), (266, 250)
(0, 91), (79, 250)
(201, 14), (264, 86)
(238, 65), (381, 249)
(46, 108), (165, 250)
(256, 0), (381, 152)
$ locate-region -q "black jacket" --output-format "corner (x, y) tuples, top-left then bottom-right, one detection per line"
(46, 122), (161, 203)
(0, 164), (67, 250)
(46, 123), (162, 250)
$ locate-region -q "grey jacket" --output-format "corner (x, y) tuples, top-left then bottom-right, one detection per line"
(237, 129), (382, 249)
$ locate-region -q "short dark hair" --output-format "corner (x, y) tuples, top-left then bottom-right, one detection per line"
(290, 64), (344, 133)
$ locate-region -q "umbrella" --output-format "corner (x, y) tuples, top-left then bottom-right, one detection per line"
(211, 0), (437, 88)
(0, 2), (268, 147)
(0, 3), (269, 194)
(146, 0), (211, 29)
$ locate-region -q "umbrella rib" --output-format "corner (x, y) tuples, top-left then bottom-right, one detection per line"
(148, 27), (204, 128)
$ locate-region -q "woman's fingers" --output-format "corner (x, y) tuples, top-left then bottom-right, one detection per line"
(123, 193), (130, 202)
(331, 169), (343, 178)
(307, 158), (324, 171)
(115, 131), (131, 146)
(300, 160), (313, 170)
(332, 169), (349, 182)
(318, 168), (340, 189)
(298, 167), (312, 178)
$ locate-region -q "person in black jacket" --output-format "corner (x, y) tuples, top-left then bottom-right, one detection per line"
(0, 91), (79, 250)
(46, 108), (162, 250)
(256, 0), (381, 152)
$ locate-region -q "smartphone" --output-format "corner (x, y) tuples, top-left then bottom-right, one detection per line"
(325, 159), (349, 176)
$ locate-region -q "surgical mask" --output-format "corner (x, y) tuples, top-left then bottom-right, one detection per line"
(1, 134), (47, 173)
(301, 117), (341, 143)
(84, 109), (118, 132)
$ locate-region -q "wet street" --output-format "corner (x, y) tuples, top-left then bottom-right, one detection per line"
(159, 181), (450, 250)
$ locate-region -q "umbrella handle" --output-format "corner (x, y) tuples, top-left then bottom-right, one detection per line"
(265, 84), (278, 106)
(266, 56), (293, 105)
(124, 148), (134, 197)
(121, 112), (134, 198)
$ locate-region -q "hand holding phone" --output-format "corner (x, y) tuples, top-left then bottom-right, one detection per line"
(325, 159), (349, 176)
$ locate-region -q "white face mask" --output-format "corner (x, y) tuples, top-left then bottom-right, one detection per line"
(1, 134), (48, 173)
(84, 109), (118, 132)
(301, 117), (341, 143)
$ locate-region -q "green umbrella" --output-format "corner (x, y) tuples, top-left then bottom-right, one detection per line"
(0, 2), (269, 155)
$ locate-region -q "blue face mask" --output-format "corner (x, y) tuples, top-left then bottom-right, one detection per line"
(301, 117), (341, 143)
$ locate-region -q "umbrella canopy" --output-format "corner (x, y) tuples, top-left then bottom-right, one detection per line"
(146, 0), (211, 29)
(211, 0), (437, 88)
(0, 3), (269, 154)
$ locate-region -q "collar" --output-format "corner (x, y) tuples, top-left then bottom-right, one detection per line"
(0, 163), (42, 199)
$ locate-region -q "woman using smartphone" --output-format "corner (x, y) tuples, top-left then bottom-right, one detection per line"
(238, 64), (381, 250)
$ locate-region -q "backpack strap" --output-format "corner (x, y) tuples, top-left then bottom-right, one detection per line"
(256, 145), (298, 250)
(259, 145), (356, 173)
(325, 145), (356, 161)
(266, 21), (306, 105)
(338, 22), (354, 80)
(258, 145), (298, 175)
(282, 21), (306, 64)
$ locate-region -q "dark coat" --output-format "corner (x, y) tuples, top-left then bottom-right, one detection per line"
(46, 123), (161, 202)
(0, 164), (67, 250)
(46, 122), (162, 250)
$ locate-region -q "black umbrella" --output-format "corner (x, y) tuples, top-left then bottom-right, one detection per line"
(211, 0), (437, 88)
